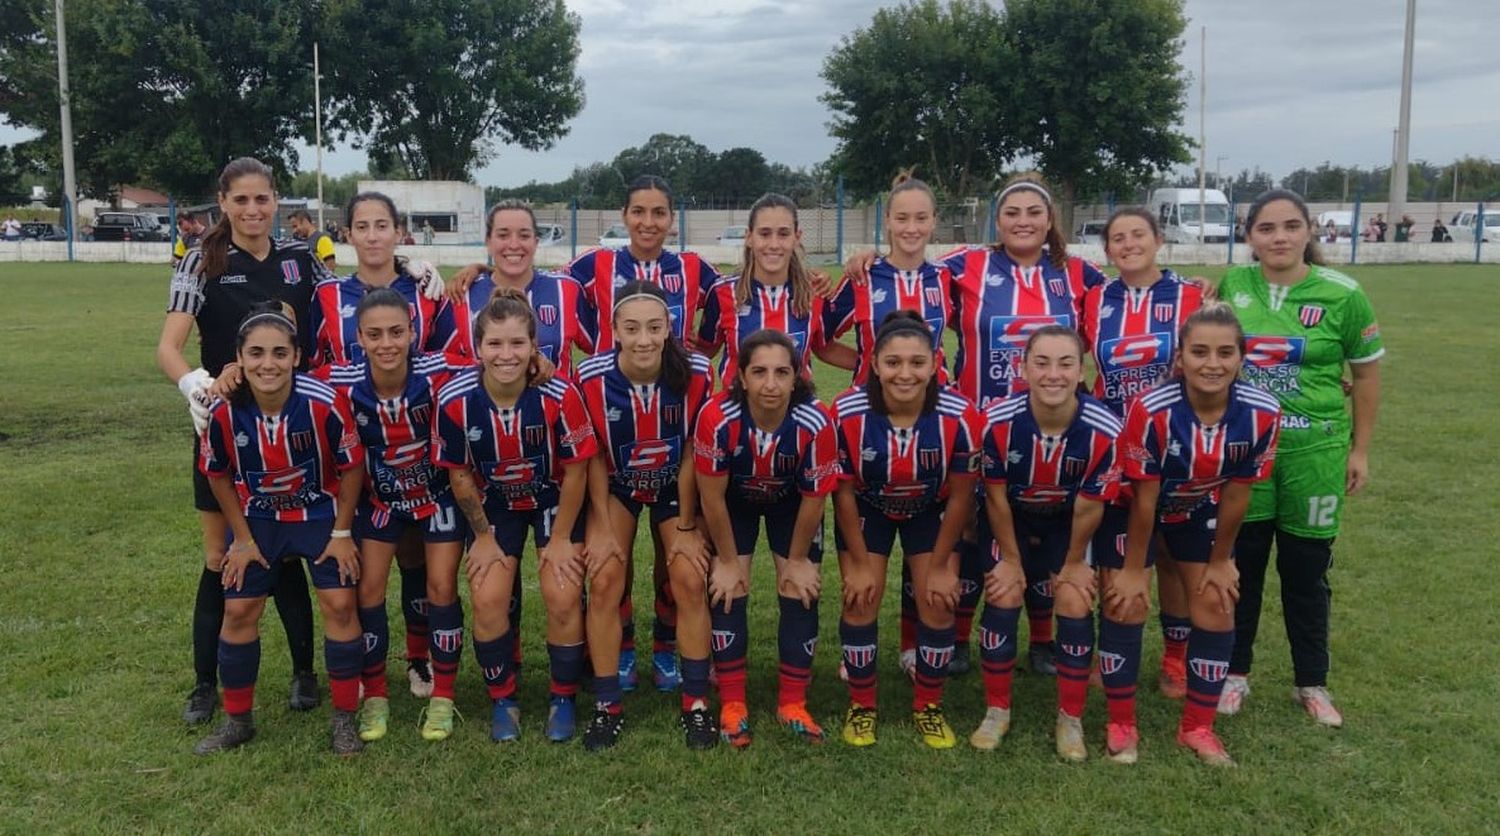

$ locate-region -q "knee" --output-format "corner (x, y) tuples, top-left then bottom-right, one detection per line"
(320, 596), (359, 631)
(222, 601), (260, 632)
(427, 577), (458, 606)
(668, 564), (706, 603)
(1053, 583), (1091, 618)
(541, 580), (582, 617)
(589, 564), (624, 606)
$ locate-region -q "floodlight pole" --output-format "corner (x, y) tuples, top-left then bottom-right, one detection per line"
(314, 41), (325, 229)
(55, 0), (78, 247)
(1389, 0), (1416, 225)
(1197, 25), (1206, 246)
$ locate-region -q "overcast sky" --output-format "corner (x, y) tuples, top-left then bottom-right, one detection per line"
(6, 0), (1498, 189)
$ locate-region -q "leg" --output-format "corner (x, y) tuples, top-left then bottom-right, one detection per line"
(1275, 529), (1336, 688)
(1098, 566), (1149, 761)
(951, 536), (985, 674)
(662, 515), (713, 723)
(195, 595), (266, 754)
(395, 527), (430, 665)
(1175, 559), (1236, 766)
(425, 541), (465, 704)
(355, 538), (397, 701)
(587, 498), (638, 710)
(1228, 520), (1276, 676)
(186, 511), (229, 724)
(1156, 550), (1192, 698)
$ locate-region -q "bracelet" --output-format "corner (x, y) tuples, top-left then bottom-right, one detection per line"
(676, 525), (697, 532)
(330, 529), (353, 539)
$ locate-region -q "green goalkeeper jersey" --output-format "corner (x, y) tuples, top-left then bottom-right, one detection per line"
(1219, 264), (1384, 452)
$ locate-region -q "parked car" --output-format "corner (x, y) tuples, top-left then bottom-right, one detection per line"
(92, 212), (169, 242)
(20, 222), (68, 241)
(599, 223), (630, 248)
(1074, 220), (1107, 245)
(1449, 207), (1500, 244)
(536, 223), (566, 246)
(717, 225), (747, 248)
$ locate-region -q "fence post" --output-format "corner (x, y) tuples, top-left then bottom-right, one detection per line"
(1476, 202), (1484, 264)
(873, 196), (882, 251)
(570, 198), (578, 261)
(1226, 198), (1235, 265)
(680, 202), (688, 253)
(1350, 193), (1362, 265)
(986, 196), (998, 245)
(168, 198), (178, 256)
(836, 176), (845, 264)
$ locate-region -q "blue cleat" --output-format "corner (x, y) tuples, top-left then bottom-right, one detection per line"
(545, 696), (577, 742)
(618, 649), (639, 693)
(490, 698), (520, 743)
(652, 650), (681, 692)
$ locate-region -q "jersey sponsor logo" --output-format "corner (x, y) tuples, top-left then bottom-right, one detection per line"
(340, 304), (356, 319)
(1189, 657), (1229, 684)
(1361, 322), (1381, 341)
(1154, 302), (1176, 323)
(1298, 304), (1325, 328)
(870, 287), (888, 304)
(843, 643), (876, 669)
(490, 457), (541, 484)
(736, 474), (790, 501)
(255, 467), (307, 495)
(622, 438), (678, 471)
(879, 481), (930, 499)
(280, 260), (302, 285)
(467, 426), (483, 442)
(1098, 650), (1125, 676)
(537, 304), (558, 326)
(560, 424), (594, 448)
(1105, 333), (1169, 368)
(919, 645), (954, 670)
(711, 630), (736, 653)
(383, 439), (428, 467)
(1242, 335), (1306, 394)
(219, 274), (248, 285)
(1280, 414), (1311, 430)
(988, 315), (1065, 384)
(806, 461), (842, 482)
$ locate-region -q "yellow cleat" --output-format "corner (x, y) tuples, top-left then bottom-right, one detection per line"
(913, 704), (956, 750)
(420, 697), (458, 742)
(357, 696), (389, 742)
(842, 705), (878, 747)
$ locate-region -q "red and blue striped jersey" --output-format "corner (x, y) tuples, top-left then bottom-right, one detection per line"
(981, 392), (1122, 516)
(695, 276), (829, 383)
(315, 353), (459, 520)
(576, 348), (714, 504)
(1081, 271), (1204, 416)
(945, 247), (1106, 409)
(823, 258), (953, 385)
(832, 386), (985, 520)
(692, 390), (841, 504)
(199, 374), (364, 522)
(453, 269), (597, 380)
(308, 272), (465, 368)
(1121, 380), (1281, 524)
(432, 371), (598, 514)
(567, 247), (721, 349)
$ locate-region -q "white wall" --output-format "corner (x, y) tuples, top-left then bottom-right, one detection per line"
(357, 180), (486, 244)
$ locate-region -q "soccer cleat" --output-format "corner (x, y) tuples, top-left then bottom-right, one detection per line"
(1218, 674), (1250, 715)
(1028, 643), (1057, 677)
(913, 704), (956, 750)
(652, 650), (681, 692)
(406, 659), (434, 699)
(898, 649), (917, 682)
(720, 700), (752, 748)
(545, 696), (577, 742)
(490, 698), (521, 743)
(1159, 655), (1187, 699)
(289, 671), (320, 711)
(330, 709), (364, 756)
(949, 642), (972, 676)
(183, 682), (218, 725)
(1294, 687), (1344, 728)
(841, 705), (878, 747)
(776, 703), (825, 743)
(358, 696), (389, 742)
(193, 714), (255, 755)
(681, 702), (720, 750)
(1105, 722), (1140, 764)
(583, 706), (625, 751)
(1054, 711), (1087, 762)
(618, 649), (639, 693)
(968, 707), (1012, 751)
(419, 697), (458, 741)
(1177, 724), (1235, 767)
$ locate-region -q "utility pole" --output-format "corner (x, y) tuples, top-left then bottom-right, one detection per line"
(1389, 0), (1416, 224)
(314, 42), (325, 230)
(54, 0), (78, 244)
(1197, 25), (1206, 245)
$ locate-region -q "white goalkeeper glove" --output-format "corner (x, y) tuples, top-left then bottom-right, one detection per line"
(409, 259), (446, 300)
(177, 368), (215, 436)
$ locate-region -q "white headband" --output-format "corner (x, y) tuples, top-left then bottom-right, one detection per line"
(238, 311), (297, 336)
(613, 291), (669, 313)
(998, 182), (1052, 206)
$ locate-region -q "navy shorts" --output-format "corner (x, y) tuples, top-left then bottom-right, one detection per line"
(486, 506), (586, 558)
(225, 518), (352, 599)
(192, 438), (218, 513)
(979, 505), (1072, 576)
(610, 488), (681, 529)
(355, 498), (468, 545)
(1089, 503), (1158, 570)
(1157, 506), (1219, 564)
(729, 492), (823, 563)
(835, 496), (943, 558)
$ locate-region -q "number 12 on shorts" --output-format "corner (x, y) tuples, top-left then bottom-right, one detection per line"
(1307, 495), (1338, 529)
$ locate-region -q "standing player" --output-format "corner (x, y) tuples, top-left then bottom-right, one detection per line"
(568, 176), (723, 694)
(157, 157), (326, 726)
(576, 281), (716, 750)
(313, 288), (467, 743)
(193, 307), (366, 755)
(696, 330), (841, 746)
(974, 326), (1121, 759)
(290, 208), (337, 271)
(435, 289), (598, 743)
(1080, 207), (1205, 700)
(1218, 189), (1383, 727)
(1121, 305), (1282, 766)
(696, 193), (854, 383)
(832, 311), (985, 749)
(171, 212), (207, 268)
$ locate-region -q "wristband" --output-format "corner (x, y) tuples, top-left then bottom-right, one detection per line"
(676, 525), (697, 532)
(330, 529), (353, 539)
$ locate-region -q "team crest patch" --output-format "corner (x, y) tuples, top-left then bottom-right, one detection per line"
(523, 424), (546, 447)
(1226, 441), (1250, 462)
(1099, 650), (1125, 676)
(433, 628), (463, 654)
(1190, 657), (1229, 684)
(776, 452), (798, 472)
(663, 273), (684, 294)
(924, 286), (943, 308)
(1154, 303), (1176, 323)
(979, 627), (1008, 652)
(711, 630), (736, 653)
(1063, 456), (1086, 477)
(1299, 305), (1325, 327)
(290, 430), (313, 452)
(662, 404), (681, 426)
(1048, 278), (1066, 297)
(802, 638), (818, 656)
(918, 447), (942, 470)
(537, 304), (558, 326)
(280, 260), (302, 285)
(1115, 533), (1128, 556)
(919, 645), (954, 670)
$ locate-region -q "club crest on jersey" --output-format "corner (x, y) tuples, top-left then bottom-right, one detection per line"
(537, 304), (558, 326)
(711, 630), (736, 653)
(924, 286), (942, 308)
(663, 404), (682, 426)
(290, 430), (313, 452)
(1060, 643), (1092, 658)
(776, 452), (799, 472)
(1048, 278), (1066, 297)
(1154, 303), (1176, 323)
(1098, 650), (1125, 676)
(280, 260), (302, 284)
(1298, 305), (1325, 328)
(1064, 456), (1086, 477)
(919, 645), (954, 670)
(918, 447), (942, 470)
(523, 424), (546, 447)
(1189, 657), (1229, 684)
(1226, 441), (1250, 463)
(979, 628), (1009, 652)
(843, 643), (876, 668)
(662, 273), (683, 294)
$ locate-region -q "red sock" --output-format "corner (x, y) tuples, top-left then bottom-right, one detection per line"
(983, 665), (1013, 709)
(405, 629), (428, 662)
(1106, 690), (1136, 725)
(778, 665), (810, 707)
(223, 685), (255, 716)
(329, 675), (360, 712)
(363, 671), (388, 699)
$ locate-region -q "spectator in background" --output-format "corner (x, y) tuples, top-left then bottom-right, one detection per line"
(421, 220), (434, 246)
(1373, 213), (1388, 242)
(1362, 216), (1380, 243)
(1394, 214), (1414, 243)
(2, 215), (21, 240)
(400, 225), (415, 246)
(172, 213), (209, 267)
(1323, 219), (1339, 244)
(289, 209), (337, 271)
(1432, 216), (1451, 243)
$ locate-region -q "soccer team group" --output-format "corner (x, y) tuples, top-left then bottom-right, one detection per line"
(158, 156), (1382, 766)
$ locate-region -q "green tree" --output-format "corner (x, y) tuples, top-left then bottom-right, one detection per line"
(610, 134), (713, 199)
(1002, 0), (1192, 234)
(320, 0), (583, 181)
(820, 0), (1015, 200)
(697, 147), (771, 205)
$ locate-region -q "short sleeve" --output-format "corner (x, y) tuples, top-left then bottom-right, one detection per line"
(1341, 288), (1385, 364)
(982, 418), (1010, 485)
(433, 395), (472, 470)
(1077, 437), (1121, 503)
(823, 278), (856, 339)
(696, 284), (725, 352)
(692, 402), (731, 477)
(949, 404), (985, 476)
(799, 409), (841, 496)
(553, 382), (599, 463)
(327, 394), (365, 472)
(1121, 400), (1162, 482)
(168, 251), (207, 315)
(199, 404), (233, 477)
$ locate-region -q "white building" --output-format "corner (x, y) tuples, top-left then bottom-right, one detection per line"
(357, 180), (485, 244)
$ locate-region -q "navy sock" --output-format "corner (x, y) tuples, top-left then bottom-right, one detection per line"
(547, 642), (585, 698)
(475, 632), (516, 701)
(1100, 617), (1144, 725)
(1184, 627), (1235, 730)
(358, 605), (389, 681)
(324, 636), (363, 712)
(427, 601), (464, 699)
(709, 597), (749, 703)
(218, 637), (260, 715)
(912, 621), (955, 709)
(840, 620), (879, 708)
(399, 564), (429, 659)
(979, 605), (1020, 708)
(777, 595), (819, 704)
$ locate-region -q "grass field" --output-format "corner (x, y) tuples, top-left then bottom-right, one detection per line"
(2, 262), (1498, 833)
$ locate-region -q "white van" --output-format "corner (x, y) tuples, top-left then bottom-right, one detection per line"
(1449, 207), (1500, 244)
(1148, 188), (1232, 244)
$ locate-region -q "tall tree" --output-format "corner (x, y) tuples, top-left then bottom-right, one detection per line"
(820, 0), (1015, 199)
(1001, 0), (1192, 233)
(697, 147), (771, 205)
(610, 134), (713, 199)
(320, 0), (583, 181)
